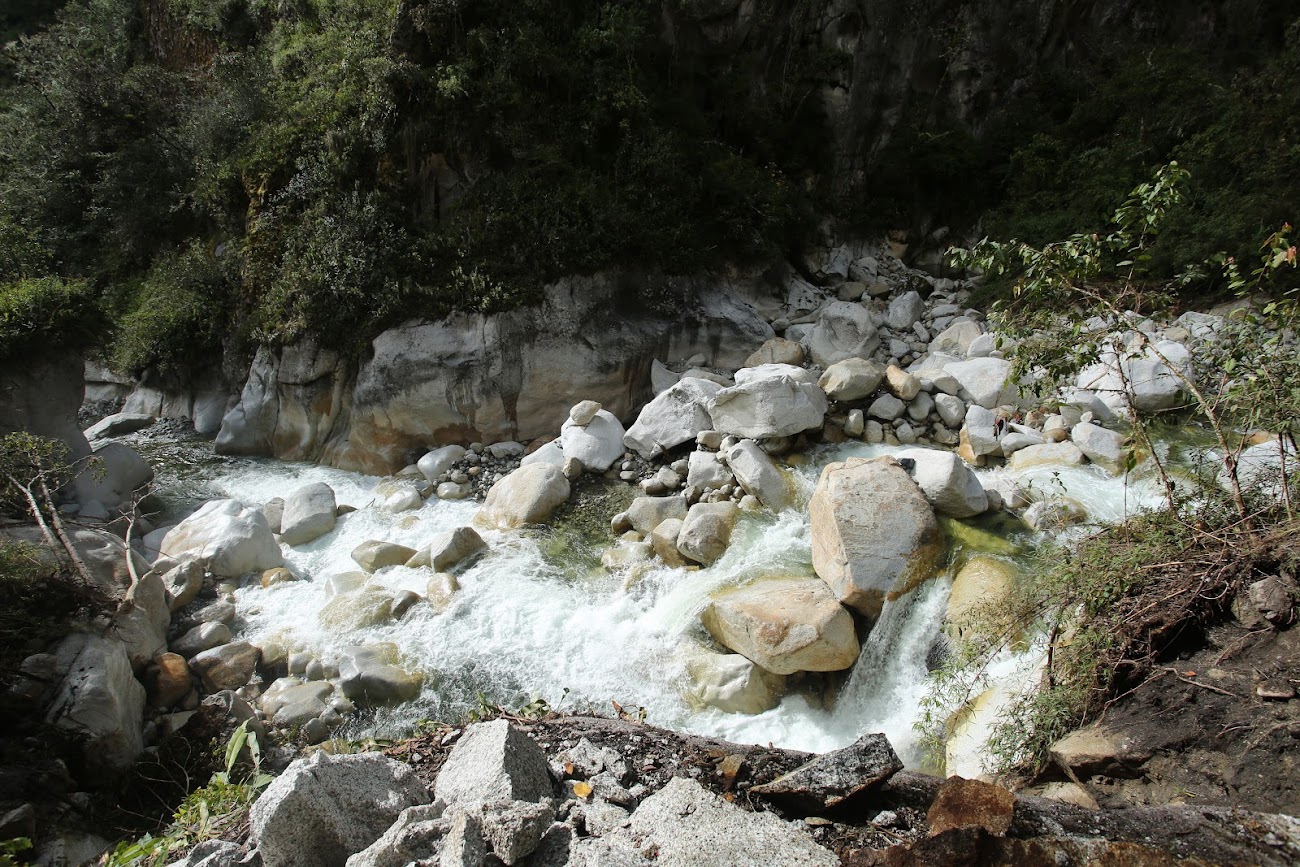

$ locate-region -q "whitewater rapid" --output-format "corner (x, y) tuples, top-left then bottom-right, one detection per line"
(181, 442), (1166, 766)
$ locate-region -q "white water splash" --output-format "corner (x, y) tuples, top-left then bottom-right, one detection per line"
(184, 441), (1169, 764)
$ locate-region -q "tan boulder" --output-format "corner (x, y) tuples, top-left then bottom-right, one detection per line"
(809, 457), (944, 618)
(650, 519), (690, 568)
(945, 557), (1019, 639)
(351, 540), (419, 573)
(683, 648), (785, 715)
(701, 577), (858, 675)
(677, 502), (739, 566)
(480, 463), (571, 529)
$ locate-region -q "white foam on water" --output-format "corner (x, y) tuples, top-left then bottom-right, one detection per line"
(190, 441), (1172, 763)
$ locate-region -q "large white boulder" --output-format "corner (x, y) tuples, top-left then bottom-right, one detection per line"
(817, 358), (886, 403)
(480, 464), (571, 529)
(702, 577), (858, 675)
(160, 499), (283, 577)
(624, 378), (722, 460)
(895, 448), (989, 518)
(886, 291), (924, 330)
(944, 358), (1018, 409)
(809, 457), (944, 618)
(1071, 422), (1126, 473)
(733, 363), (819, 386)
(560, 409), (626, 472)
(725, 440), (795, 512)
(929, 319), (983, 356)
(250, 751), (431, 867)
(803, 301), (881, 367)
(1076, 341), (1190, 414)
(708, 370), (828, 440)
(279, 482), (338, 546)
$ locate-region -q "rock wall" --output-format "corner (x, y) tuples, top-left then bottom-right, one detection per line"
(215, 274), (776, 474)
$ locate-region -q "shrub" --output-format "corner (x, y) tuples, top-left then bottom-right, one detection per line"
(0, 275), (102, 361)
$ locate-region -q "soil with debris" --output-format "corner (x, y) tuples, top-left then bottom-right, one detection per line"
(1047, 619), (1300, 816)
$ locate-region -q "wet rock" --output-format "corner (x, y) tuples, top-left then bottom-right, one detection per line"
(191, 641), (259, 692)
(481, 464), (571, 529)
(650, 519), (690, 568)
(279, 482), (338, 546)
(702, 577), (858, 675)
(260, 678), (335, 727)
(626, 495), (688, 534)
(750, 732), (902, 812)
(926, 776), (1015, 836)
(324, 570), (367, 597)
(1009, 441), (1086, 472)
(684, 647), (786, 715)
(434, 720), (554, 807)
(809, 457), (944, 618)
(1023, 498), (1089, 530)
(337, 644), (423, 706)
(427, 572), (461, 613)
(677, 501), (738, 566)
(945, 557), (1019, 639)
(407, 526), (486, 572)
(351, 540), (419, 573)
(250, 750), (431, 867)
(725, 439), (794, 512)
(161, 499), (283, 577)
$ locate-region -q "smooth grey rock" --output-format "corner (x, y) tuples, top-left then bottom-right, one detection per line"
(817, 358), (886, 403)
(944, 357), (1017, 409)
(750, 732), (902, 812)
(676, 501), (738, 566)
(113, 569), (170, 669)
(481, 464), (571, 529)
(434, 720), (554, 808)
(337, 644), (423, 706)
(1071, 421), (1125, 472)
(624, 378), (722, 460)
(280, 482), (337, 546)
(161, 499), (283, 577)
(418, 445), (467, 483)
(251, 751), (431, 867)
(725, 439), (794, 512)
(683, 648), (785, 715)
(408, 526), (486, 572)
(625, 496), (688, 534)
(933, 393), (967, 428)
(894, 447), (989, 518)
(687, 450), (732, 490)
(708, 370), (827, 440)
(173, 622), (233, 658)
(560, 410), (626, 473)
(809, 457), (944, 618)
(351, 539), (419, 572)
(886, 291), (924, 330)
(260, 678), (334, 728)
(803, 301), (881, 367)
(866, 394), (905, 421)
(84, 412), (155, 441)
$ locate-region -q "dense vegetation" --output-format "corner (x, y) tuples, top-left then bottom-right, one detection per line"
(0, 0), (1296, 377)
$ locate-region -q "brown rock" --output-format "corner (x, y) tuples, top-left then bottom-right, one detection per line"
(190, 641), (260, 693)
(926, 776), (1015, 837)
(261, 566), (300, 588)
(145, 653), (191, 708)
(351, 540), (419, 573)
(702, 577), (858, 675)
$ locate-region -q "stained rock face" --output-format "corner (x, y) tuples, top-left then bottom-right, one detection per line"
(809, 457), (944, 618)
(750, 732), (902, 812)
(250, 751), (431, 867)
(702, 577), (858, 675)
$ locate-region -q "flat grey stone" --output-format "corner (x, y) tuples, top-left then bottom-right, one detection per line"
(749, 732), (902, 813)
